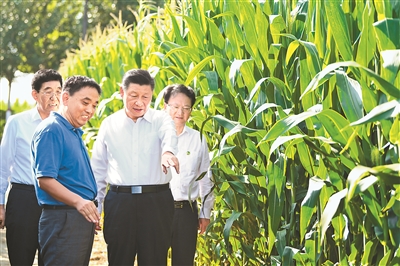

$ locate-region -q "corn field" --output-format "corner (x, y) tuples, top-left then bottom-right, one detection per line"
(59, 0), (400, 265)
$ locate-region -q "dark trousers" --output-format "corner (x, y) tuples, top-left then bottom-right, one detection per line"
(171, 203), (198, 266)
(5, 184), (43, 266)
(104, 189), (174, 266)
(38, 208), (95, 266)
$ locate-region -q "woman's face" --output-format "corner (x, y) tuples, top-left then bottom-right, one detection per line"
(165, 93), (192, 128)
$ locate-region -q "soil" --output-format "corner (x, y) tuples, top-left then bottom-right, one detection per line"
(0, 228), (108, 265)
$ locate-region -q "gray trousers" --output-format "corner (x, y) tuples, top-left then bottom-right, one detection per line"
(39, 208), (95, 266)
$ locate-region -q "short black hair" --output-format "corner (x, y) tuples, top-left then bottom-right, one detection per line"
(163, 84), (196, 107)
(121, 69), (155, 91)
(31, 69), (63, 92)
(63, 75), (102, 96)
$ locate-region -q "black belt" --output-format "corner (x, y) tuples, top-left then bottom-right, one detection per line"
(110, 184), (169, 194)
(11, 182), (35, 191)
(42, 200), (98, 210)
(174, 200), (196, 209)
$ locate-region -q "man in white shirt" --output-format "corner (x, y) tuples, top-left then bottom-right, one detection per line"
(163, 84), (215, 265)
(0, 69), (63, 265)
(91, 69), (180, 265)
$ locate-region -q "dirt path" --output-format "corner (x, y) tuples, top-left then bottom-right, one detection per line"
(0, 229), (8, 266)
(0, 228), (107, 265)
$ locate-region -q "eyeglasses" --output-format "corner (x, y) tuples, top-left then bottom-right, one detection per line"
(167, 104), (192, 113)
(41, 91), (62, 98)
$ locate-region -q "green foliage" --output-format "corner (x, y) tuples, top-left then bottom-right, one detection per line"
(60, 0), (400, 264)
(0, 0), (155, 91)
(1, 0), (79, 81)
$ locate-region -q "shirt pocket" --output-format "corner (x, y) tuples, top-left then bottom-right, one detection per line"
(144, 132), (160, 155)
(184, 151), (201, 173)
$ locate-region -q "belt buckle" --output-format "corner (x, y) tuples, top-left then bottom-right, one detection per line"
(174, 202), (184, 208)
(131, 186), (142, 194)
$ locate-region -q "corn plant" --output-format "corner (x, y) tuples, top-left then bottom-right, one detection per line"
(60, 0), (400, 264)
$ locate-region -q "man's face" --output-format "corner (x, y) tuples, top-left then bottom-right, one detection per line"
(62, 86), (100, 128)
(120, 83), (153, 121)
(32, 80), (62, 119)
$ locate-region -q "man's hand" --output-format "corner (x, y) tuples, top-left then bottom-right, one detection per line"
(198, 218), (210, 234)
(94, 220), (102, 235)
(161, 151), (180, 174)
(38, 178), (100, 224)
(75, 199), (101, 224)
(0, 205), (5, 229)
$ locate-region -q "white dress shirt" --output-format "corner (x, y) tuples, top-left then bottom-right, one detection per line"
(0, 107), (42, 204)
(171, 126), (215, 219)
(91, 108), (178, 212)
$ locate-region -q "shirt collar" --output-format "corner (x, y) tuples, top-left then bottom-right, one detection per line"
(142, 108), (154, 123)
(178, 126), (188, 137)
(31, 107), (43, 122)
(52, 112), (84, 136)
(122, 108), (155, 123)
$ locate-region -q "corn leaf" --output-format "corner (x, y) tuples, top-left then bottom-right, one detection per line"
(350, 99), (400, 126)
(320, 189), (347, 244)
(300, 176), (325, 242)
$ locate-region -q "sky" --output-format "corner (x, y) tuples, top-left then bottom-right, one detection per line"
(1, 71), (36, 105)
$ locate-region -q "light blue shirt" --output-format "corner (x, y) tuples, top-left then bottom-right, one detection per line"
(0, 107), (42, 204)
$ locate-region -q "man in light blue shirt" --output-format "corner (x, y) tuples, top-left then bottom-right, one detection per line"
(0, 69), (62, 265)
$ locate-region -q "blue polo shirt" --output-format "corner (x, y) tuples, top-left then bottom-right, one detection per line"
(31, 112), (97, 206)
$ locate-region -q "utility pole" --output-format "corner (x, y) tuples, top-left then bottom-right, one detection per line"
(6, 78), (12, 120)
(82, 0), (89, 40)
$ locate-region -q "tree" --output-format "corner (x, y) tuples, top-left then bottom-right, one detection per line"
(1, 0), (28, 111)
(1, 0), (83, 112)
(1, 0), (147, 114)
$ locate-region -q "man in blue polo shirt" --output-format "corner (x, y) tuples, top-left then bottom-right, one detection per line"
(31, 75), (102, 265)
